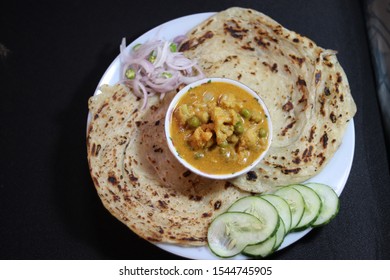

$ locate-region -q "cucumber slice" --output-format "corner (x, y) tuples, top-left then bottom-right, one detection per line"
(261, 194), (292, 233)
(207, 212), (270, 258)
(243, 218), (285, 258)
(242, 231), (276, 258)
(272, 219), (286, 251)
(304, 182), (340, 227)
(274, 186), (305, 230)
(291, 184), (322, 231)
(227, 196), (279, 243)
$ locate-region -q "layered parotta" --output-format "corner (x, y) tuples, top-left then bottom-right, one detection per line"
(87, 84), (247, 246)
(179, 7), (356, 192)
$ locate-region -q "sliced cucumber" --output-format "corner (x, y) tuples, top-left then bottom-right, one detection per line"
(207, 182), (341, 259)
(242, 231), (276, 258)
(207, 212), (269, 258)
(261, 194), (292, 233)
(272, 219), (286, 251)
(227, 196), (279, 243)
(274, 186), (305, 231)
(304, 182), (340, 227)
(291, 184), (322, 231)
(242, 217), (286, 258)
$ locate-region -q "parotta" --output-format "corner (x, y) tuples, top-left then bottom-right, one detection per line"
(179, 7), (356, 192)
(87, 84), (247, 246)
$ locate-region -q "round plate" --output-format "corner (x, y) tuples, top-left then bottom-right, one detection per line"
(92, 13), (355, 260)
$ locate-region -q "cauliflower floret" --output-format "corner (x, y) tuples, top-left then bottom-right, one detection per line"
(210, 107), (234, 145)
(239, 125), (260, 150)
(219, 93), (238, 109)
(175, 104), (194, 126)
(188, 126), (213, 149)
(229, 109), (242, 125)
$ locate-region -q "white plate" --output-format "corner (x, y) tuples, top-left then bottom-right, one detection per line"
(93, 13), (355, 260)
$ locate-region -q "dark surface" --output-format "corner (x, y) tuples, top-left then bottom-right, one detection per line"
(1, 0), (389, 260)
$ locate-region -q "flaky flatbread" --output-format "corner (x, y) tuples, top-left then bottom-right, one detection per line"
(87, 84), (247, 246)
(180, 7), (356, 192)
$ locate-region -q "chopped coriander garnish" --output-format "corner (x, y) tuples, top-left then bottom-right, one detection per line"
(125, 68), (136, 79)
(132, 43), (142, 51)
(169, 42), (177, 52)
(148, 50), (157, 63)
(162, 72), (173, 78)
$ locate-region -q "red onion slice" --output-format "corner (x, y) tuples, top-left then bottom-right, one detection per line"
(119, 37), (204, 108)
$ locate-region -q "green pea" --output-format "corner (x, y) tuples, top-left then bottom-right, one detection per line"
(240, 108), (252, 119)
(194, 152), (204, 159)
(219, 140), (229, 148)
(234, 121), (244, 134)
(219, 147), (231, 158)
(187, 116), (201, 128)
(259, 128), (267, 138)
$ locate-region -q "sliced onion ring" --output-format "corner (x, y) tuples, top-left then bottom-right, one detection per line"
(119, 37), (204, 108)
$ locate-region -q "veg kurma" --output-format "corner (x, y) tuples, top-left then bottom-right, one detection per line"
(170, 81), (270, 175)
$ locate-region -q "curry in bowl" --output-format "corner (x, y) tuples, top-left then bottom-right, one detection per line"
(165, 78), (272, 179)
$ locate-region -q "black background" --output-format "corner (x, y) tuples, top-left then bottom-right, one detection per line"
(1, 0), (389, 259)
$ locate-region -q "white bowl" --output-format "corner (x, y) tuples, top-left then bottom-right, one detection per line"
(165, 77), (272, 180)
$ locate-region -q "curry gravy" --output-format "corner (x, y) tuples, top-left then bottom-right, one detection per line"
(170, 81), (269, 175)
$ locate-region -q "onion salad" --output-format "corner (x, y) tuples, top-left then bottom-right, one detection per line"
(119, 37), (205, 109)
